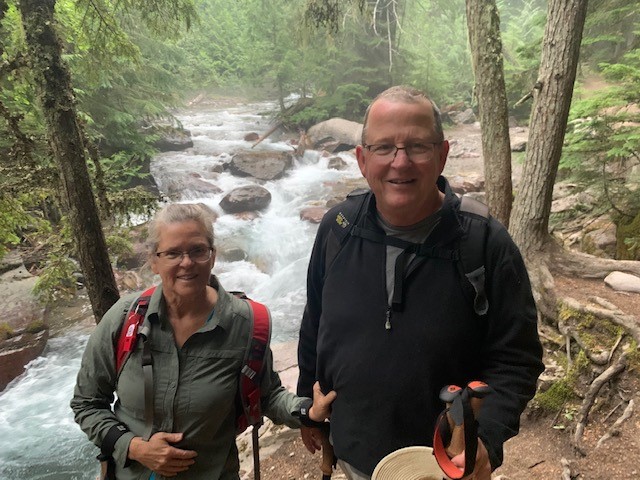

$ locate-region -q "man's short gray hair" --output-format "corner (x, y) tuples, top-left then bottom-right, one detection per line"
(361, 85), (444, 144)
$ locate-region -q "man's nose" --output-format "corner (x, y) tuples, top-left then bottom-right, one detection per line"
(391, 146), (411, 165)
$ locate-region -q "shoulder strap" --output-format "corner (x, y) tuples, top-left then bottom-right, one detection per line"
(325, 188), (369, 272)
(458, 196), (490, 316)
(115, 285), (156, 374)
(236, 298), (271, 433)
(236, 296), (271, 480)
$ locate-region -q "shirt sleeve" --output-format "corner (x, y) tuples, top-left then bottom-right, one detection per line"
(70, 295), (136, 466)
(260, 347), (306, 428)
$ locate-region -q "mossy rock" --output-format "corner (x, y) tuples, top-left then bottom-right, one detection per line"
(616, 209), (640, 260)
(0, 322), (14, 341)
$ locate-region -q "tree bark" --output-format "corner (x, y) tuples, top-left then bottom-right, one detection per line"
(19, 0), (120, 322)
(465, 0), (513, 227)
(509, 0), (589, 257)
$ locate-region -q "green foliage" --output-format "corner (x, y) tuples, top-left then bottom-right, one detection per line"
(0, 196), (30, 258)
(400, 0), (473, 106)
(498, 0), (546, 118)
(33, 253), (77, 304)
(285, 84), (369, 129)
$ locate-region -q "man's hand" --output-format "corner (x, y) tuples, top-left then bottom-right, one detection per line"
(128, 432), (197, 477)
(308, 381), (337, 422)
(300, 426), (324, 454)
(450, 438), (492, 480)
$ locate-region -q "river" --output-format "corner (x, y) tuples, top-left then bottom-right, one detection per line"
(0, 98), (362, 479)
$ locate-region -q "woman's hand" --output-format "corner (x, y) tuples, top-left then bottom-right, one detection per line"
(128, 432), (197, 477)
(450, 438), (492, 480)
(308, 381), (337, 422)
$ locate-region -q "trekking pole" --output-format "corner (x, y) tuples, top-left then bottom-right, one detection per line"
(319, 424), (334, 480)
(252, 426), (261, 480)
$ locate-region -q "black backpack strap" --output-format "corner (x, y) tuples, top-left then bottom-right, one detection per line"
(325, 188), (369, 272)
(458, 196), (490, 316)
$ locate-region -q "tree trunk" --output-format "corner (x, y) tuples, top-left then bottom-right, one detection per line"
(509, 0), (589, 257)
(19, 0), (120, 322)
(465, 0), (513, 227)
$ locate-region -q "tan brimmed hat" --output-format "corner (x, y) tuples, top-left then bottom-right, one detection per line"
(371, 446), (449, 480)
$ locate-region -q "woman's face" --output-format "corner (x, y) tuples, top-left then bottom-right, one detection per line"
(150, 220), (215, 299)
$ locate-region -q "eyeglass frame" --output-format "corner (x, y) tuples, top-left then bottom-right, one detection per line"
(362, 141), (443, 161)
(155, 246), (214, 264)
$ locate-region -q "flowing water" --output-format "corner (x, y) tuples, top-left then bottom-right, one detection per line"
(0, 98), (362, 479)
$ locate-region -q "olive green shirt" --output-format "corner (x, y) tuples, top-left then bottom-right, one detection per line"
(71, 277), (305, 480)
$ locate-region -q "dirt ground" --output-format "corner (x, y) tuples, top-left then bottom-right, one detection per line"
(252, 274), (640, 479)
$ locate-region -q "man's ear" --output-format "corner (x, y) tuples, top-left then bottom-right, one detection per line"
(355, 144), (367, 176)
(438, 140), (450, 173)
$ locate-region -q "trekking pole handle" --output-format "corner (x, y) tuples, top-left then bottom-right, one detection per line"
(439, 385), (465, 457)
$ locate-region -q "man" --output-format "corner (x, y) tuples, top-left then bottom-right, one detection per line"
(297, 86), (544, 479)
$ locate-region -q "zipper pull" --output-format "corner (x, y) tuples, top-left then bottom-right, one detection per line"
(385, 308), (392, 330)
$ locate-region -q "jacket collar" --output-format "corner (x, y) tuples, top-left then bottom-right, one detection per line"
(360, 175), (466, 247)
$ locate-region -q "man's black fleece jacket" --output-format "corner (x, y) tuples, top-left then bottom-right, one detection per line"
(297, 176), (544, 475)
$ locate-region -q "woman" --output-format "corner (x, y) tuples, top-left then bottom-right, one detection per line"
(71, 203), (334, 479)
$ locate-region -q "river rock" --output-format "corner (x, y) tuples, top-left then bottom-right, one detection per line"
(307, 118), (362, 153)
(300, 207), (328, 223)
(0, 257), (48, 392)
(219, 185), (272, 214)
(604, 271), (640, 293)
(327, 156), (348, 170)
(162, 173), (223, 199)
(152, 126), (194, 152)
(228, 150), (294, 181)
(0, 329), (49, 392)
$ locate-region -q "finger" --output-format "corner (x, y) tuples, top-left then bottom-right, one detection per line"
(159, 432), (184, 444)
(323, 390), (337, 403)
(170, 447), (198, 459)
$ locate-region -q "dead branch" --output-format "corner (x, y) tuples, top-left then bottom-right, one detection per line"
(573, 352), (628, 455)
(251, 123), (281, 149)
(607, 334), (624, 364)
(596, 399), (634, 448)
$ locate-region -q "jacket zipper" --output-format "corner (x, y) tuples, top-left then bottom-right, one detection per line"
(385, 306), (392, 330)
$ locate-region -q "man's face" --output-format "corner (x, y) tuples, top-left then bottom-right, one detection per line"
(355, 98), (449, 226)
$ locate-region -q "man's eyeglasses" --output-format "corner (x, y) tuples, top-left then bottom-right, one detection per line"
(363, 142), (442, 161)
(155, 247), (214, 265)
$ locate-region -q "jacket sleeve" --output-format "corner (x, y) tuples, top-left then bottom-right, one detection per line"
(476, 220), (545, 470)
(296, 215), (333, 398)
(70, 294), (137, 469)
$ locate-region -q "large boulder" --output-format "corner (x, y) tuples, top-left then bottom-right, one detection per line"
(152, 126), (194, 152)
(0, 329), (49, 391)
(307, 118), (363, 153)
(219, 185), (272, 214)
(228, 151), (294, 181)
(160, 173), (223, 200)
